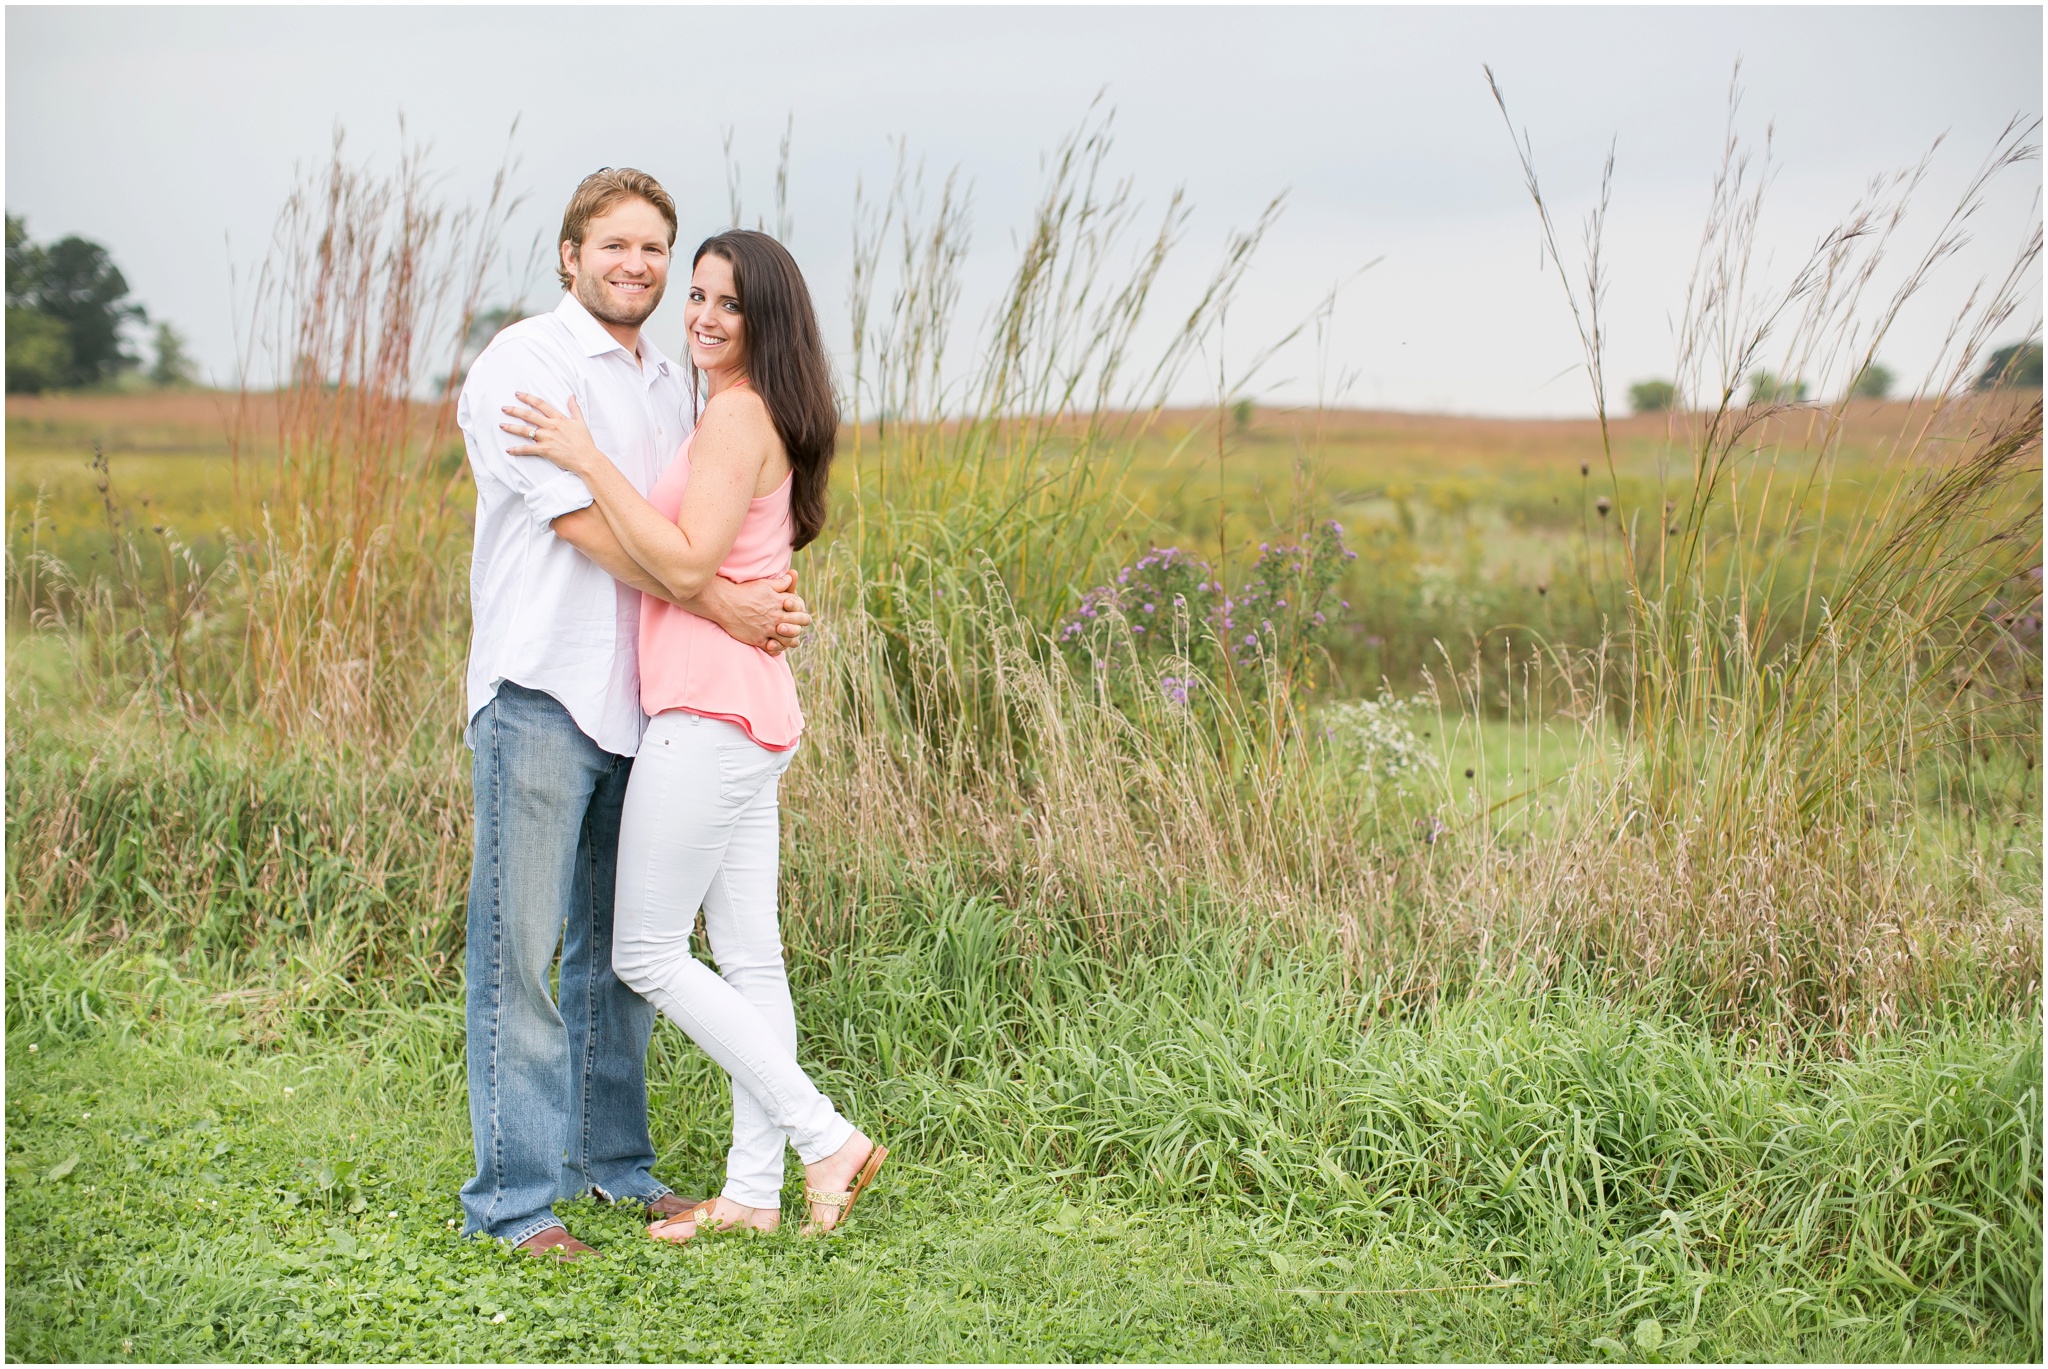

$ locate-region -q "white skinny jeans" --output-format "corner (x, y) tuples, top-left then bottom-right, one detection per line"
(612, 711), (853, 1209)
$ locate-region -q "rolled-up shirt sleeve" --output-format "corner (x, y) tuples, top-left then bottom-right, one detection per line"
(520, 465), (597, 528)
(458, 336), (595, 531)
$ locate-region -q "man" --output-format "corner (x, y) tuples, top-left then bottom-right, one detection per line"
(456, 168), (807, 1259)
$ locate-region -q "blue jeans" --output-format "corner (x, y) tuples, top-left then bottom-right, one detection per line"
(460, 681), (671, 1244)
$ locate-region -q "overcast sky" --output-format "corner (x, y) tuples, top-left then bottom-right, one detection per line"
(7, 5), (2041, 415)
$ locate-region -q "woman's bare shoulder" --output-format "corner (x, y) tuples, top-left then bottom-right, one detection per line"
(692, 385), (781, 491)
(699, 383), (774, 434)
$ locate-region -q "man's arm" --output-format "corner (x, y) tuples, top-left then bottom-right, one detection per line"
(552, 507), (809, 653)
(455, 336), (806, 653)
(551, 506), (680, 603)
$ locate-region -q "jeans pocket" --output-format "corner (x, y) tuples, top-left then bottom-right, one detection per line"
(714, 732), (786, 807)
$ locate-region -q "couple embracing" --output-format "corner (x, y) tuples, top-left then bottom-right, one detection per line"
(456, 168), (884, 1260)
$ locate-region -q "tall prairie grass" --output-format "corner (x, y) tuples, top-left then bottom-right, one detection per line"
(5, 106), (2040, 1041)
(221, 131), (522, 740)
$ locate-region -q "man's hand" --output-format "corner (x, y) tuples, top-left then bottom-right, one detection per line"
(694, 572), (810, 655)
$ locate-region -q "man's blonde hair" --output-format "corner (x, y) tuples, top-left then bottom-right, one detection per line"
(556, 168), (678, 289)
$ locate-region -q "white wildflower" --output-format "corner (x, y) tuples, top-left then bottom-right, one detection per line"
(1321, 689), (1439, 793)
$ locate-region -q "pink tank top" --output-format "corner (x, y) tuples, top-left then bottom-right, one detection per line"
(637, 427), (803, 749)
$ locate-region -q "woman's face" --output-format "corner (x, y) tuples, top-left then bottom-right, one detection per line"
(685, 253), (746, 376)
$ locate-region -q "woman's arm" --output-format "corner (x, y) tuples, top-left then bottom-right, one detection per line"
(503, 390), (774, 605)
(551, 507), (809, 653)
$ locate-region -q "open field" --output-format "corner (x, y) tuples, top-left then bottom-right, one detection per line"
(13, 389), (2023, 696)
(6, 390), (1962, 540)
(7, 113), (2043, 1361)
(7, 390), (435, 590)
(8, 916), (2039, 1363)
(8, 382), (2040, 1361)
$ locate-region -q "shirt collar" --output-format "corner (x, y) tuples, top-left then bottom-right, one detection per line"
(552, 292), (674, 378)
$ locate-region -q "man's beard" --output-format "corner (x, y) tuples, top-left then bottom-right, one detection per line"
(575, 271), (664, 328)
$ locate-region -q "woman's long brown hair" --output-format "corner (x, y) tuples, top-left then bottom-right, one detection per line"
(691, 230), (837, 551)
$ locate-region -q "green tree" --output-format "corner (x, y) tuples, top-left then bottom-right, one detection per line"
(6, 213), (41, 305)
(5, 213), (146, 389)
(6, 307), (70, 393)
(1747, 370), (1808, 406)
(1628, 379), (1677, 413)
(149, 322), (199, 388)
(36, 235), (147, 386)
(1975, 341), (2043, 391)
(7, 215), (69, 392)
(1849, 361), (1894, 400)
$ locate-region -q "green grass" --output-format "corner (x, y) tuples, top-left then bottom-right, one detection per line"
(21, 393), (2033, 699)
(7, 112), (2042, 1365)
(7, 907), (2039, 1363)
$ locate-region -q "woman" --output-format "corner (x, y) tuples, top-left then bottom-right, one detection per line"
(501, 229), (884, 1241)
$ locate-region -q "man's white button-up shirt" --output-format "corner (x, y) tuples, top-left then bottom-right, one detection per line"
(458, 293), (695, 757)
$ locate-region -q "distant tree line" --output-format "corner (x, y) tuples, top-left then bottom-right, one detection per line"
(1625, 344), (2040, 415)
(6, 214), (196, 393)
(1977, 341), (2043, 391)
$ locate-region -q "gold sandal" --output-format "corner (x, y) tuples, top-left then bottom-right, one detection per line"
(802, 1143), (888, 1236)
(647, 1198), (731, 1244)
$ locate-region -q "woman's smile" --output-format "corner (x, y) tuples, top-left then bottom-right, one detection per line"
(685, 251), (748, 376)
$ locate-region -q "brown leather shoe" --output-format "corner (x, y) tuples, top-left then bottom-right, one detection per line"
(517, 1227), (599, 1262)
(643, 1193), (707, 1222)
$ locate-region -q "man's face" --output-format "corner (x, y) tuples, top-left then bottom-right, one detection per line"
(563, 198), (672, 330)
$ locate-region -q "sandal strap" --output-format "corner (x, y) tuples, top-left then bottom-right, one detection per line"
(805, 1187), (853, 1208)
(654, 1199), (723, 1232)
